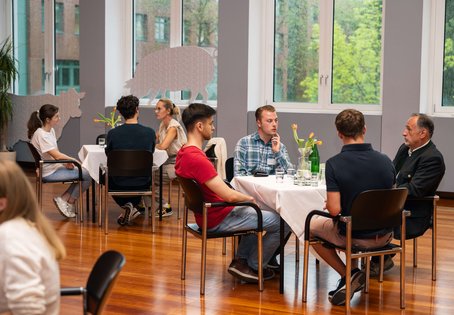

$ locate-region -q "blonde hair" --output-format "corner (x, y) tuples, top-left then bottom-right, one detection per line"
(0, 160), (66, 260)
(158, 98), (181, 119)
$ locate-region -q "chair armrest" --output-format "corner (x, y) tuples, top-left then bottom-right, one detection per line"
(223, 179), (235, 190)
(41, 159), (83, 180)
(60, 287), (85, 296)
(208, 201), (263, 232)
(304, 210), (338, 241)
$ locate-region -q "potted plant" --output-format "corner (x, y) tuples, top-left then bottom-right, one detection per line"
(0, 37), (19, 160)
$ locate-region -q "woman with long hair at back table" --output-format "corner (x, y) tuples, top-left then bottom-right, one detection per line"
(27, 104), (91, 218)
(0, 160), (66, 315)
(153, 98), (187, 217)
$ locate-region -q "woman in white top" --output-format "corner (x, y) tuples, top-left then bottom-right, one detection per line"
(154, 98), (187, 217)
(0, 160), (66, 315)
(27, 104), (91, 218)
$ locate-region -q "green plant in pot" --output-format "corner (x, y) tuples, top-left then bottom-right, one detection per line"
(0, 37), (19, 156)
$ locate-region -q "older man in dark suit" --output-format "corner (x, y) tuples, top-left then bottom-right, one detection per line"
(371, 113), (445, 275)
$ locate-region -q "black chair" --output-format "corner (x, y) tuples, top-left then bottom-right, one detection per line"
(61, 250), (126, 315)
(302, 188), (409, 313)
(225, 157), (234, 183)
(99, 150), (155, 234)
(26, 142), (84, 221)
(407, 195), (440, 280)
(177, 176), (264, 295)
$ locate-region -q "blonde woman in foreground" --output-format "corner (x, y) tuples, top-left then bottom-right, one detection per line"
(0, 160), (66, 315)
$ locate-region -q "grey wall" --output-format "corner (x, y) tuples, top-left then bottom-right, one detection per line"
(216, 0), (250, 153)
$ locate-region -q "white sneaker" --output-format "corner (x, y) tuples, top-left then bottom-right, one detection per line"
(117, 202), (141, 226)
(53, 197), (76, 218)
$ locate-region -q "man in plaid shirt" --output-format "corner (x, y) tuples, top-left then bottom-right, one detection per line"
(233, 105), (291, 177)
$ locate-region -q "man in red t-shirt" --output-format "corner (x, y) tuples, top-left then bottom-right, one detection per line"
(176, 103), (284, 283)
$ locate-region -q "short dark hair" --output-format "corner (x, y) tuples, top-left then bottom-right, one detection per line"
(412, 113), (434, 138)
(117, 95), (139, 119)
(182, 103), (216, 131)
(335, 109), (365, 139)
(255, 105), (276, 121)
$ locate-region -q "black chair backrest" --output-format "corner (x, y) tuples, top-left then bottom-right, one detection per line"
(177, 176), (205, 214)
(225, 157), (234, 182)
(86, 250), (126, 315)
(349, 188), (408, 231)
(27, 142), (41, 168)
(96, 134), (106, 145)
(204, 144), (216, 158)
(106, 150), (154, 177)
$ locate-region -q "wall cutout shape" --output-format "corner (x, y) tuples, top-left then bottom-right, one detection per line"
(125, 46), (215, 102)
(8, 89), (85, 146)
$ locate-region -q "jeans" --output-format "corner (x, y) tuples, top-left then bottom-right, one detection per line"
(43, 167), (91, 199)
(208, 206), (290, 270)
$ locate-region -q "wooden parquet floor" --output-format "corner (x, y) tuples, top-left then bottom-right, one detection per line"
(30, 169), (454, 315)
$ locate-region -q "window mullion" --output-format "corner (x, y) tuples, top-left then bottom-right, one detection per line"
(44, 0), (54, 94)
(318, 0), (333, 109)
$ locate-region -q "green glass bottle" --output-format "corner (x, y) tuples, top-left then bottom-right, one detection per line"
(309, 144), (320, 173)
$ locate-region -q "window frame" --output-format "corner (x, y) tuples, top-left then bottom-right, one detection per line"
(422, 0), (454, 116)
(261, 0), (384, 115)
(133, 0), (218, 107)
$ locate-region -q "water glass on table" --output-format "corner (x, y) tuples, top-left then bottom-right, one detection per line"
(275, 166), (285, 183)
(98, 137), (106, 148)
(285, 166), (296, 184)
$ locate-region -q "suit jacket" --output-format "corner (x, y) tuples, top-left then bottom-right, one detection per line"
(393, 141), (445, 238)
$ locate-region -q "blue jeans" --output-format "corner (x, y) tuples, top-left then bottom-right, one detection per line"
(43, 167), (91, 199)
(208, 206), (290, 270)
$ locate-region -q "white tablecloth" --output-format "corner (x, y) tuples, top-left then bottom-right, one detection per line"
(78, 145), (168, 183)
(231, 176), (327, 242)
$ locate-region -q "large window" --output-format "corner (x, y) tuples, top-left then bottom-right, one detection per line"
(270, 0), (383, 111)
(425, 0), (454, 114)
(442, 0), (454, 107)
(133, 0), (218, 103)
(14, 0), (80, 96)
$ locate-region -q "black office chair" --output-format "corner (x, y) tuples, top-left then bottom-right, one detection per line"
(99, 150), (155, 234)
(26, 142), (84, 221)
(302, 188), (409, 313)
(61, 250), (126, 315)
(178, 176), (264, 295)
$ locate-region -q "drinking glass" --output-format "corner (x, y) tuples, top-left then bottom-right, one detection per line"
(285, 165), (296, 184)
(275, 166), (285, 183)
(98, 137), (106, 148)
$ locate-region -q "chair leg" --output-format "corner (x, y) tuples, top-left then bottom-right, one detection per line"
(181, 212), (188, 280)
(38, 180), (43, 212)
(413, 238), (417, 267)
(379, 255), (384, 283)
(98, 183), (102, 227)
(432, 202), (437, 281)
(200, 235), (207, 295)
(257, 232), (263, 292)
(103, 184), (108, 235)
(302, 240), (310, 302)
(222, 238), (227, 255)
(78, 182), (83, 223)
(177, 183), (181, 220)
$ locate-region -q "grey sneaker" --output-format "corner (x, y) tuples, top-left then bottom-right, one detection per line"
(53, 197), (76, 218)
(155, 204), (173, 218)
(367, 256), (395, 277)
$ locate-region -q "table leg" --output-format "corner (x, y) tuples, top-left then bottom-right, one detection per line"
(280, 217), (285, 294)
(91, 179), (96, 223)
